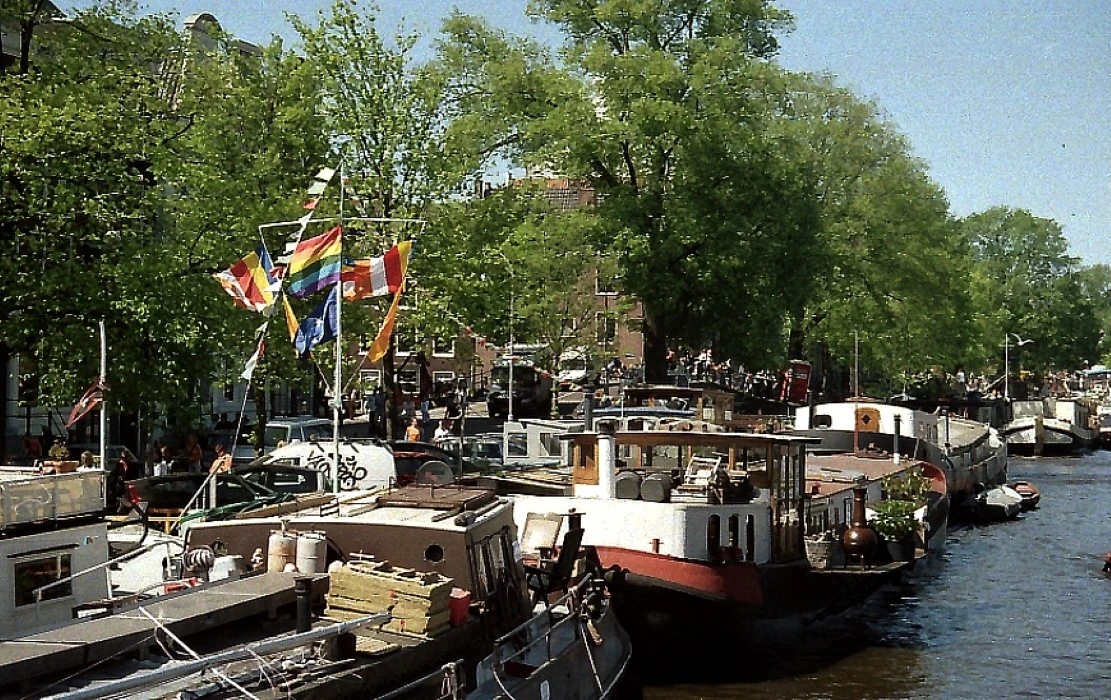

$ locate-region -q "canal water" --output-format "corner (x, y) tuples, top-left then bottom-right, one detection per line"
(644, 452), (1111, 699)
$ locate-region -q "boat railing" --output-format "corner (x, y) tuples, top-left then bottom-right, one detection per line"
(491, 573), (600, 670)
(0, 470), (107, 531)
(375, 660), (465, 700)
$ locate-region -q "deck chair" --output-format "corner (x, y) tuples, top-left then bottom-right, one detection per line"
(519, 512), (564, 560)
(524, 527), (584, 605)
(684, 455), (721, 487)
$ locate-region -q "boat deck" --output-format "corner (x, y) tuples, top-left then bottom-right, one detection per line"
(0, 572), (326, 690)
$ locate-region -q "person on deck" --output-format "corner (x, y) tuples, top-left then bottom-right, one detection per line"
(405, 417), (421, 442)
(209, 443), (233, 474)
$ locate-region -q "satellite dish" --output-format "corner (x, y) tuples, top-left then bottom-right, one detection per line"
(415, 460), (455, 485)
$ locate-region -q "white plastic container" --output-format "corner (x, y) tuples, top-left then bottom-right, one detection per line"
(267, 530), (297, 572)
(295, 532), (327, 574)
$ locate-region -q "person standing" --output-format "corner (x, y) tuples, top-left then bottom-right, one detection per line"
(433, 418), (452, 443)
(153, 445), (172, 477)
(405, 417), (421, 442)
(185, 434), (203, 473)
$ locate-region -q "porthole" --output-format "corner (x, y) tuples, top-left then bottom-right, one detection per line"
(424, 544), (444, 563)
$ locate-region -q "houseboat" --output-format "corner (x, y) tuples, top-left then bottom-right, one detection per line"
(793, 400), (1008, 520)
(1003, 398), (1097, 455)
(508, 429), (915, 663)
(1, 484), (631, 698)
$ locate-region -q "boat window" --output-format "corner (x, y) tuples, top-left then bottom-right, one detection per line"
(14, 553), (73, 606)
(424, 544), (444, 563)
(507, 433), (528, 458)
(707, 514), (721, 561)
(539, 432), (562, 457)
(813, 414), (832, 429)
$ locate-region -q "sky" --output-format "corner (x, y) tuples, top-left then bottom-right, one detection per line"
(63, 1), (1111, 266)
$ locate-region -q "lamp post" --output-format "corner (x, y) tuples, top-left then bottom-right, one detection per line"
(492, 250), (515, 422)
(1004, 333), (1034, 401)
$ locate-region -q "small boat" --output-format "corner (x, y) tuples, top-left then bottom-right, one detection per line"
(973, 484), (1023, 522)
(1009, 480), (1041, 510)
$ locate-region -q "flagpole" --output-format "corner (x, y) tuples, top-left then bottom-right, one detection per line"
(99, 320), (107, 469)
(332, 162), (344, 494)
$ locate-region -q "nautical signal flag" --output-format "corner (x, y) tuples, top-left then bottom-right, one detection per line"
(294, 286), (340, 360)
(65, 380), (105, 429)
(341, 240), (413, 301)
(213, 245), (279, 312)
(367, 284), (404, 363)
(287, 226), (342, 298)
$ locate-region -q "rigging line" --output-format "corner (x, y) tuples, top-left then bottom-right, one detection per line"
(136, 607), (260, 700)
(19, 633), (158, 700)
(242, 645), (288, 700)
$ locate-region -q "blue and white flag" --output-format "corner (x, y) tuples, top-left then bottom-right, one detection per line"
(293, 286), (339, 359)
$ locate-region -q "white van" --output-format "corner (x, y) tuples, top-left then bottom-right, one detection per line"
(259, 438), (396, 491)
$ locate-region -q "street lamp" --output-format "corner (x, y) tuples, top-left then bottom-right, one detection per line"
(1004, 333), (1034, 400)
(494, 250), (514, 422)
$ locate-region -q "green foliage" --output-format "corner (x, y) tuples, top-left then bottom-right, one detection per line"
(869, 498), (917, 540)
(961, 207), (1101, 373)
(881, 467), (930, 507)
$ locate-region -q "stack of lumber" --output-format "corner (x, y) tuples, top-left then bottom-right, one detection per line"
(327, 559), (455, 637)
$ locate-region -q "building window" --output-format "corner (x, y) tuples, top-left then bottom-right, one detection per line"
(595, 313), (617, 346)
(432, 338), (455, 358)
(360, 370), (381, 388)
(595, 272), (617, 296)
(560, 317), (579, 339)
(14, 553), (73, 607)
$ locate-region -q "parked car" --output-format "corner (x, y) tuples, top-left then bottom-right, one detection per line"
(234, 462), (327, 495)
(129, 472), (284, 512)
(261, 418), (335, 450)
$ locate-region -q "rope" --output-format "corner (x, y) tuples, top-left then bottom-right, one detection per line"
(580, 616), (605, 695)
(136, 607), (260, 699)
(491, 663), (520, 700)
(20, 633), (158, 700)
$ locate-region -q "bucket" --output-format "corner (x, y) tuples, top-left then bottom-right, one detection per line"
(449, 587), (471, 627)
(267, 530), (297, 572)
(295, 532), (327, 574)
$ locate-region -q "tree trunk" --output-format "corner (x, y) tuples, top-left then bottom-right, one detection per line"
(642, 306), (668, 384)
(383, 338), (399, 440)
(786, 311), (806, 361)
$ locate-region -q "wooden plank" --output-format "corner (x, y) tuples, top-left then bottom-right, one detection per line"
(236, 493), (336, 519)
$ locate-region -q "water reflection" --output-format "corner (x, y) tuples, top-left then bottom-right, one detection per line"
(645, 453), (1111, 699)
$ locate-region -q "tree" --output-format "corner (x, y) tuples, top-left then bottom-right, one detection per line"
(418, 184), (610, 372)
(961, 207), (1100, 372)
(438, 1), (814, 380)
(0, 3), (329, 442)
(290, 0), (484, 435)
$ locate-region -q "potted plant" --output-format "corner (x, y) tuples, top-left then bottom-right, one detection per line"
(870, 467), (931, 561)
(869, 498), (918, 561)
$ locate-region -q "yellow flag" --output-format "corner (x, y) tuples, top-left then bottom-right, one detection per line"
(282, 294), (300, 343)
(368, 283), (404, 363)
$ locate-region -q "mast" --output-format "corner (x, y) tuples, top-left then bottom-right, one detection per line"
(332, 163), (344, 494)
(99, 320), (106, 469)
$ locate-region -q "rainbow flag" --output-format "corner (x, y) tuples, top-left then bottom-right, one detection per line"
(287, 226), (342, 298)
(213, 245), (278, 312)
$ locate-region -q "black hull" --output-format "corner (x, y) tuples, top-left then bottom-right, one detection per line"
(603, 560), (906, 672)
